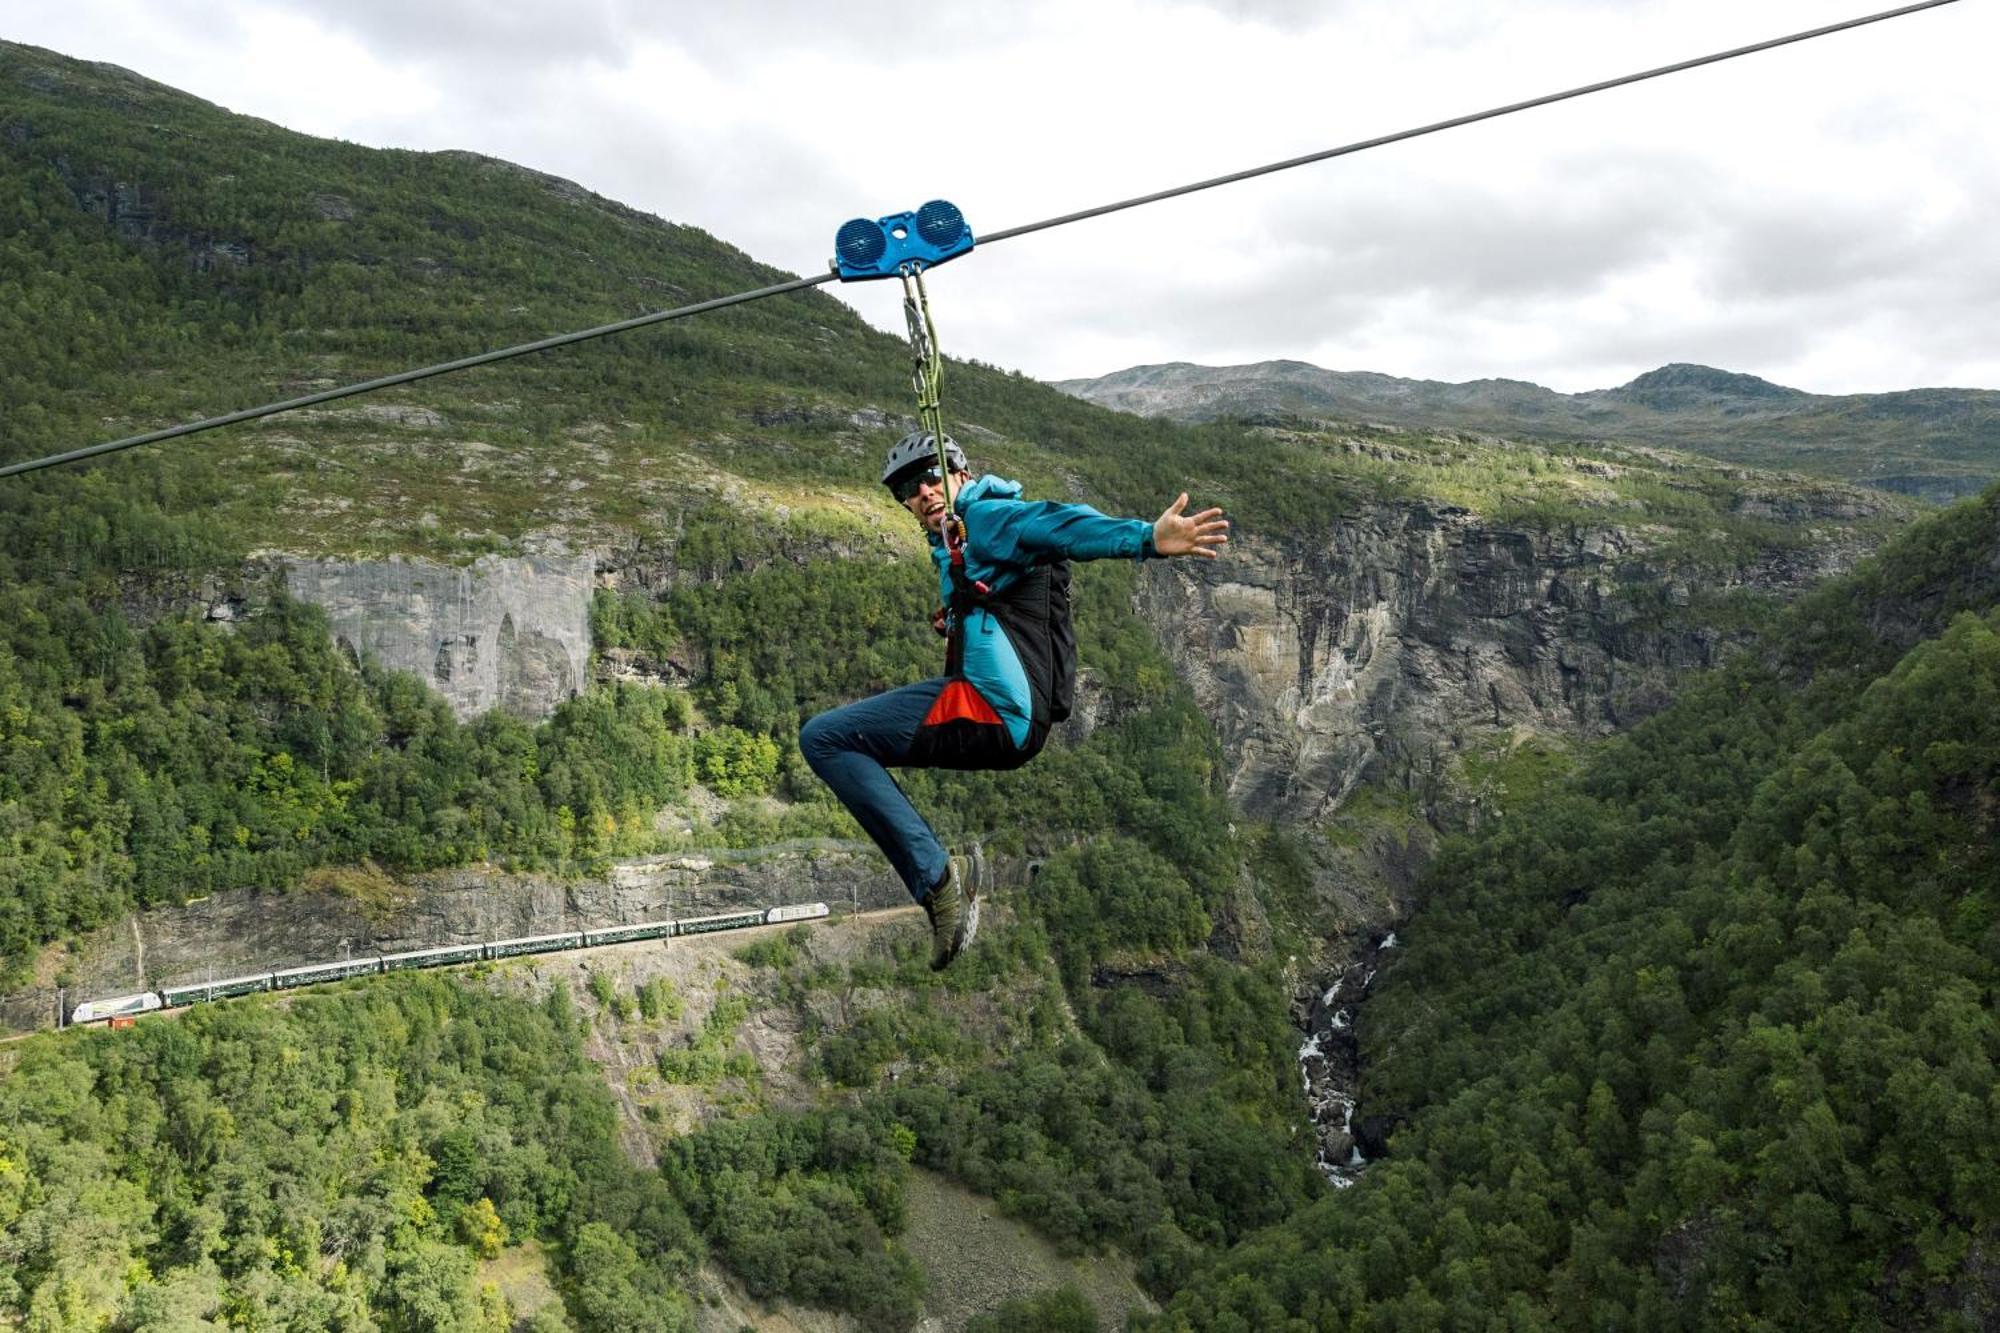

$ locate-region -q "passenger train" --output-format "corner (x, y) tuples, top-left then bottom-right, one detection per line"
(67, 901), (830, 1025)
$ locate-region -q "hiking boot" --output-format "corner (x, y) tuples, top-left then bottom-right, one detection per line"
(922, 856), (978, 971)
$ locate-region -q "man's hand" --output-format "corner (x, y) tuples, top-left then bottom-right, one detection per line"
(1152, 493), (1230, 559)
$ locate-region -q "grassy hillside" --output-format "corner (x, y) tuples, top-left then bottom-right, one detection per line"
(1, 40), (1909, 556)
(3, 39), (1331, 552)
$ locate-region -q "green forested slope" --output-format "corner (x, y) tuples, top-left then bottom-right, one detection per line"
(1145, 489), (2000, 1328)
(0, 39), (1899, 978)
(0, 43), (1325, 1329)
(2, 976), (722, 1331)
(1, 39), (1980, 1333)
(0, 40), (1247, 974)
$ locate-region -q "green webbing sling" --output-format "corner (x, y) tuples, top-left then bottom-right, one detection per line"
(899, 263), (964, 553)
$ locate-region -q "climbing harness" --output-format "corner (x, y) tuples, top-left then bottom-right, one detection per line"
(3, 0), (1961, 481)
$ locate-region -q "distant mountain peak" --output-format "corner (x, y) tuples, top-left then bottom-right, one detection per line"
(1607, 363), (1807, 406)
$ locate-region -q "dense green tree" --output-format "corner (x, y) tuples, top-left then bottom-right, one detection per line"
(1145, 496), (2000, 1329)
(0, 977), (701, 1330)
(662, 1104), (922, 1329)
(965, 1285), (1099, 1332)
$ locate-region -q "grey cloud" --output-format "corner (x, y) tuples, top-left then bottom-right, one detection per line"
(1564, 203), (1999, 392)
(1562, 314), (1815, 389)
(265, 0), (1019, 72)
(1687, 165), (1999, 336)
(1242, 153), (1714, 308)
(35, 0), (1988, 395)
(273, 0), (629, 65)
(1177, 0), (1360, 34)
(1705, 205), (1926, 301)
(1241, 140), (1992, 322)
(1044, 267), (1806, 392)
(1045, 255), (1382, 354)
(1173, 0), (1609, 43)
(1028, 130), (1997, 393)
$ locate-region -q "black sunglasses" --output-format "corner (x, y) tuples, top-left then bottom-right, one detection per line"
(889, 466), (944, 504)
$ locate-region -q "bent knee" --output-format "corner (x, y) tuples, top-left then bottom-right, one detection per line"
(798, 709), (842, 768)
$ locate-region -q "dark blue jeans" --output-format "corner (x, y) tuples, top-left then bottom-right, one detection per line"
(801, 677), (1019, 902)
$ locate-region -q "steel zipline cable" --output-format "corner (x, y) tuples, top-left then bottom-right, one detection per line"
(0, 273), (841, 479)
(0, 0), (1962, 481)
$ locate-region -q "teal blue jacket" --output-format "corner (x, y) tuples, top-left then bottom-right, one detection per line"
(929, 474), (1154, 747)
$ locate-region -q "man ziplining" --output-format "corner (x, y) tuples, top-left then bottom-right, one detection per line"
(800, 430), (1229, 969)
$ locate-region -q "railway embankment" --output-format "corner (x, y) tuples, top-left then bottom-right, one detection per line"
(4, 838), (915, 1034)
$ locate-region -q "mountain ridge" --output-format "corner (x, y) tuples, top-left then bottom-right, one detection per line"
(1055, 358), (2000, 503)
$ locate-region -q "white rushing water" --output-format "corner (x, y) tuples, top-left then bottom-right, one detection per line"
(1298, 932), (1401, 1189)
(1299, 1000), (1366, 1187)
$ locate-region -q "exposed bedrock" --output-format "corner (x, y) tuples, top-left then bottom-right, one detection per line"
(1138, 501), (1869, 826)
(1149, 502), (1875, 1174)
(284, 551), (596, 720)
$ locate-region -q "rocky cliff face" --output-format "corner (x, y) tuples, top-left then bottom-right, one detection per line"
(272, 497), (1870, 830)
(262, 486), (1883, 840)
(1156, 499), (1883, 1179)
(284, 551), (596, 720)
(1137, 500), (1871, 826)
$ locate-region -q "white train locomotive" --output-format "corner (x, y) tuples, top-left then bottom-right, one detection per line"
(67, 901), (829, 1025)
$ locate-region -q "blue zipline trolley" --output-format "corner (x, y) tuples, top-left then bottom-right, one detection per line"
(832, 199), (974, 281)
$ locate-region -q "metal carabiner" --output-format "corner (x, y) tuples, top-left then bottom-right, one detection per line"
(900, 264), (941, 410)
(898, 264), (963, 547)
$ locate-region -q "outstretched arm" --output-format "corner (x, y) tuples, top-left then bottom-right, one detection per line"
(968, 493), (1229, 564)
(1151, 493), (1230, 559)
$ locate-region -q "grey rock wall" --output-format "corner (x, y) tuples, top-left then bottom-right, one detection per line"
(1139, 501), (1867, 824)
(285, 551), (595, 719)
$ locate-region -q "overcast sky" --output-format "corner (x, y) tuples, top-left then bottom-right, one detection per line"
(9, 0), (1994, 395)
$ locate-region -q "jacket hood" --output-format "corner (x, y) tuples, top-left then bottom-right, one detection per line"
(959, 473), (1021, 505)
(927, 474), (1022, 545)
